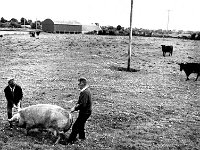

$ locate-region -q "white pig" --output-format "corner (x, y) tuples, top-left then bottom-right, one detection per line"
(8, 104), (73, 144)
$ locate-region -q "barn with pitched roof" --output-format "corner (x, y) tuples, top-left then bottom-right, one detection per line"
(42, 19), (101, 34)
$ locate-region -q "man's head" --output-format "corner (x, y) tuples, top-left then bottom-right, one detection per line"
(78, 78), (87, 90)
(8, 79), (15, 88)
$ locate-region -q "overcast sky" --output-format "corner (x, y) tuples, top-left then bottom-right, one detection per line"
(1, 0), (200, 31)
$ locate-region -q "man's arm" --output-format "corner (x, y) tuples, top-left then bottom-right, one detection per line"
(14, 101), (21, 111)
(18, 86), (23, 100)
(70, 92), (88, 113)
(74, 92), (88, 111)
(4, 87), (11, 102)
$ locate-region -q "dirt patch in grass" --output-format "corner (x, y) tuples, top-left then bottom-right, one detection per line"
(109, 65), (140, 72)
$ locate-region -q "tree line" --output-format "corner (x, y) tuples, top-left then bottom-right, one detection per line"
(94, 25), (200, 40)
(1, 17), (200, 41)
(0, 17), (42, 29)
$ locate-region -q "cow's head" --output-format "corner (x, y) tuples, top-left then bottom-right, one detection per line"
(177, 63), (184, 71)
(161, 45), (165, 48)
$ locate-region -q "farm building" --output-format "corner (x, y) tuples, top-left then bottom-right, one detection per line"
(42, 19), (101, 34)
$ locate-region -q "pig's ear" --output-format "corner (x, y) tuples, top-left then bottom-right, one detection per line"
(18, 107), (22, 112)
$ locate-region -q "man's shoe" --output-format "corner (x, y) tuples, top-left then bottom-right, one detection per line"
(79, 138), (86, 141)
(9, 122), (13, 129)
(66, 138), (78, 144)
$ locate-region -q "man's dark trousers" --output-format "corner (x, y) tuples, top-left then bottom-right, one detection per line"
(68, 113), (91, 142)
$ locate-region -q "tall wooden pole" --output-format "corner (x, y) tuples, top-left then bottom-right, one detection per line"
(167, 10), (170, 32)
(36, 18), (37, 30)
(127, 0), (133, 71)
(24, 18), (25, 28)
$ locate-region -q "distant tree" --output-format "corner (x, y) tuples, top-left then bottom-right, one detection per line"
(27, 19), (32, 25)
(190, 33), (196, 40)
(117, 25), (122, 30)
(31, 21), (41, 29)
(10, 21), (21, 28)
(20, 17), (29, 25)
(0, 22), (5, 27)
(98, 30), (106, 35)
(10, 18), (18, 23)
(0, 17), (7, 23)
(0, 22), (10, 28)
(108, 26), (114, 30)
(196, 33), (200, 40)
(36, 20), (41, 25)
(109, 30), (116, 35)
(31, 22), (36, 29)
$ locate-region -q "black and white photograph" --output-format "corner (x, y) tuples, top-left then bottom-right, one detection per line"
(0, 0), (200, 149)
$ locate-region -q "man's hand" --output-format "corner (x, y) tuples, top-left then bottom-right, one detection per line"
(70, 107), (75, 113)
(15, 102), (21, 111)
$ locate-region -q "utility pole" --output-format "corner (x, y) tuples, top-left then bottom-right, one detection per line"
(167, 10), (171, 32)
(36, 18), (37, 30)
(24, 18), (25, 29)
(127, 0), (133, 71)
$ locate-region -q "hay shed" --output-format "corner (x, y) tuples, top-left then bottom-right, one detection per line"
(42, 19), (82, 33)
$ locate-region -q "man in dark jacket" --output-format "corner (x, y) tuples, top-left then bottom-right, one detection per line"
(4, 79), (23, 128)
(67, 78), (92, 144)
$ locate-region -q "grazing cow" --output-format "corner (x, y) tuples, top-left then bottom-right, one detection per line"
(161, 45), (173, 57)
(36, 31), (41, 36)
(30, 31), (35, 37)
(8, 104), (73, 144)
(178, 63), (200, 81)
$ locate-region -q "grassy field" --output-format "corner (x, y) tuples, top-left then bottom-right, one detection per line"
(0, 33), (200, 150)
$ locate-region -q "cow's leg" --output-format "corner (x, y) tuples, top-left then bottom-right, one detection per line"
(195, 73), (199, 81)
(185, 73), (190, 81)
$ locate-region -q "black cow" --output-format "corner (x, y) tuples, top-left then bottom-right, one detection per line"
(0, 35), (3, 37)
(161, 45), (173, 57)
(30, 31), (35, 37)
(36, 31), (41, 36)
(178, 63), (200, 81)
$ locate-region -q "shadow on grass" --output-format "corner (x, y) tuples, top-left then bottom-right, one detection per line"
(110, 66), (140, 72)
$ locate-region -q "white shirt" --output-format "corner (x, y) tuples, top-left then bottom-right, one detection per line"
(9, 85), (15, 93)
(80, 85), (89, 92)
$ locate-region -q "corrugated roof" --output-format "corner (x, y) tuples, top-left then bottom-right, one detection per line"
(54, 20), (81, 25)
